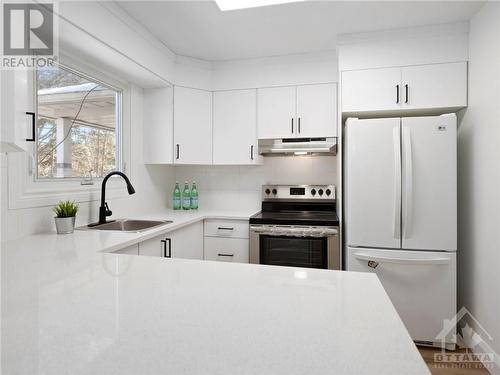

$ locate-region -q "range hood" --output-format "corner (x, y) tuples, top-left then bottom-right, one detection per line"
(259, 138), (337, 156)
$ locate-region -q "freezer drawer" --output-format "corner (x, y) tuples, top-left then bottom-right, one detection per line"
(347, 247), (456, 347)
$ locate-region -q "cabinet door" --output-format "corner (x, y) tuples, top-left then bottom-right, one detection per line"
(342, 67), (401, 113)
(173, 86), (212, 164)
(139, 235), (165, 257)
(401, 62), (467, 110)
(143, 87), (173, 164)
(257, 86), (296, 139)
(204, 237), (249, 263)
(0, 69), (34, 153)
(169, 221), (204, 260)
(213, 89), (260, 165)
(296, 83), (337, 138)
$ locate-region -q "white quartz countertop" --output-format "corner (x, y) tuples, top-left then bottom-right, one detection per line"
(1, 209), (430, 375)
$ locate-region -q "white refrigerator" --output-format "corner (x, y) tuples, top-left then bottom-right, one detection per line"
(345, 114), (457, 349)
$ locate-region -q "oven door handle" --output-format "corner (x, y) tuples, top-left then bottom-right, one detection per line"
(250, 226), (338, 237)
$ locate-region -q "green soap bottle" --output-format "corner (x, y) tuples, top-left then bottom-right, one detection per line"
(182, 181), (191, 210)
(190, 181), (198, 210)
(173, 182), (181, 210)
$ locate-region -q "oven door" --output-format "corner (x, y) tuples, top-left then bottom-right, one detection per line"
(249, 225), (339, 270)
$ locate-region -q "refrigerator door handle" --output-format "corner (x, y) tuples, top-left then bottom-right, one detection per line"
(403, 126), (413, 239)
(354, 252), (451, 266)
(392, 126), (401, 239)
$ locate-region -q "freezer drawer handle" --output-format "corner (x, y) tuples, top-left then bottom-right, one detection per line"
(354, 253), (451, 265)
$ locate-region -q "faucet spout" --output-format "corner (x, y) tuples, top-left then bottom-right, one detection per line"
(95, 171), (135, 225)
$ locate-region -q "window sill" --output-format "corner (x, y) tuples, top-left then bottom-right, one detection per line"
(7, 153), (130, 209)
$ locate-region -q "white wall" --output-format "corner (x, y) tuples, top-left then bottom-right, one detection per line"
(458, 2), (500, 370)
(172, 156), (337, 211)
(212, 50), (338, 90)
(338, 22), (469, 71)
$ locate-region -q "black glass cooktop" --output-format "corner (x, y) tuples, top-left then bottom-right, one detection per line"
(250, 201), (338, 226)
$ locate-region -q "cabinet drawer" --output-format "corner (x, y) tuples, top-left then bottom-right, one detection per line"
(204, 219), (249, 238)
(204, 237), (249, 263)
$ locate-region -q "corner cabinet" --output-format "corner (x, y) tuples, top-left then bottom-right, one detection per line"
(173, 86), (213, 165)
(1, 69), (35, 153)
(257, 83), (337, 139)
(341, 62), (467, 114)
(138, 221), (204, 260)
(213, 89), (261, 165)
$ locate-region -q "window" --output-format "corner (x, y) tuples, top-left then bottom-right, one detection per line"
(35, 64), (122, 180)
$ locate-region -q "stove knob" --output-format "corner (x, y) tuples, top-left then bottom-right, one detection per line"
(311, 188), (316, 195)
(318, 189), (324, 196)
(265, 189), (271, 195)
(272, 188), (277, 195)
(326, 189), (331, 196)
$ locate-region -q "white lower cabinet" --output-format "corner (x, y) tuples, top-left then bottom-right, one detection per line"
(138, 222), (204, 260)
(203, 219), (249, 263)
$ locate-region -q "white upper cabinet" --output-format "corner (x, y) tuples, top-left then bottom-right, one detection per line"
(0, 69), (35, 153)
(257, 84), (337, 139)
(257, 86), (296, 139)
(341, 62), (467, 114)
(342, 67), (401, 113)
(143, 87), (173, 164)
(213, 89), (261, 165)
(173, 86), (212, 164)
(296, 83), (337, 138)
(401, 62), (467, 110)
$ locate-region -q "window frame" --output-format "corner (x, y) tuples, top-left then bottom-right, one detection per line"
(7, 53), (132, 209)
(34, 61), (123, 182)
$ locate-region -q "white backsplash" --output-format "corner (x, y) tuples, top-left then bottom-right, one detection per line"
(172, 156), (338, 211)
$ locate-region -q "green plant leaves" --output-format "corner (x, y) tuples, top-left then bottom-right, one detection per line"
(53, 200), (79, 218)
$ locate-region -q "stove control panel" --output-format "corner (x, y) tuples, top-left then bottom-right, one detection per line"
(262, 185), (336, 200)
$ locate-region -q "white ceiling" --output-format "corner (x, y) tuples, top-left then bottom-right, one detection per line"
(117, 0), (484, 61)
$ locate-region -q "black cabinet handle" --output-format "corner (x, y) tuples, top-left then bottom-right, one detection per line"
(396, 85), (400, 104)
(291, 118), (294, 134)
(25, 112), (35, 142)
(298, 117), (301, 133)
(217, 226), (234, 231)
(250, 145), (254, 160)
(405, 84), (409, 103)
(217, 253), (234, 257)
(162, 238), (172, 258)
(176, 144), (180, 160)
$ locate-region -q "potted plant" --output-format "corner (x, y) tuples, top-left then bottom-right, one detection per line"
(53, 200), (79, 234)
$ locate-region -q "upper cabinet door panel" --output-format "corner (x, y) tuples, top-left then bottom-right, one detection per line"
(257, 86), (296, 139)
(213, 89), (259, 165)
(401, 62), (467, 110)
(173, 86), (212, 164)
(143, 87), (173, 164)
(296, 83), (337, 138)
(341, 67), (401, 113)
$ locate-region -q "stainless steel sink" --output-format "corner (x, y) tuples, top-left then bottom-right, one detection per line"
(80, 219), (172, 232)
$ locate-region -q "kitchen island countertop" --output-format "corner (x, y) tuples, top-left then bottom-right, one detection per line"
(1, 209), (429, 375)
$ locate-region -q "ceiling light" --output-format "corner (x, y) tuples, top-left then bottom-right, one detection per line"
(215, 0), (305, 11)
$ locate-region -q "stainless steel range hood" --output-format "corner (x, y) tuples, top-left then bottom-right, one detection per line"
(259, 138), (337, 156)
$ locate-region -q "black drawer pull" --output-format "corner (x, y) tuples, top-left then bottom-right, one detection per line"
(217, 253), (234, 257)
(26, 112), (35, 142)
(217, 227), (234, 231)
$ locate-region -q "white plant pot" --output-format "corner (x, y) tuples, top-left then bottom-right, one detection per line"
(54, 216), (76, 234)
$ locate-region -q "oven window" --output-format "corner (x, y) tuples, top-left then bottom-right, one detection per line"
(260, 236), (327, 269)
